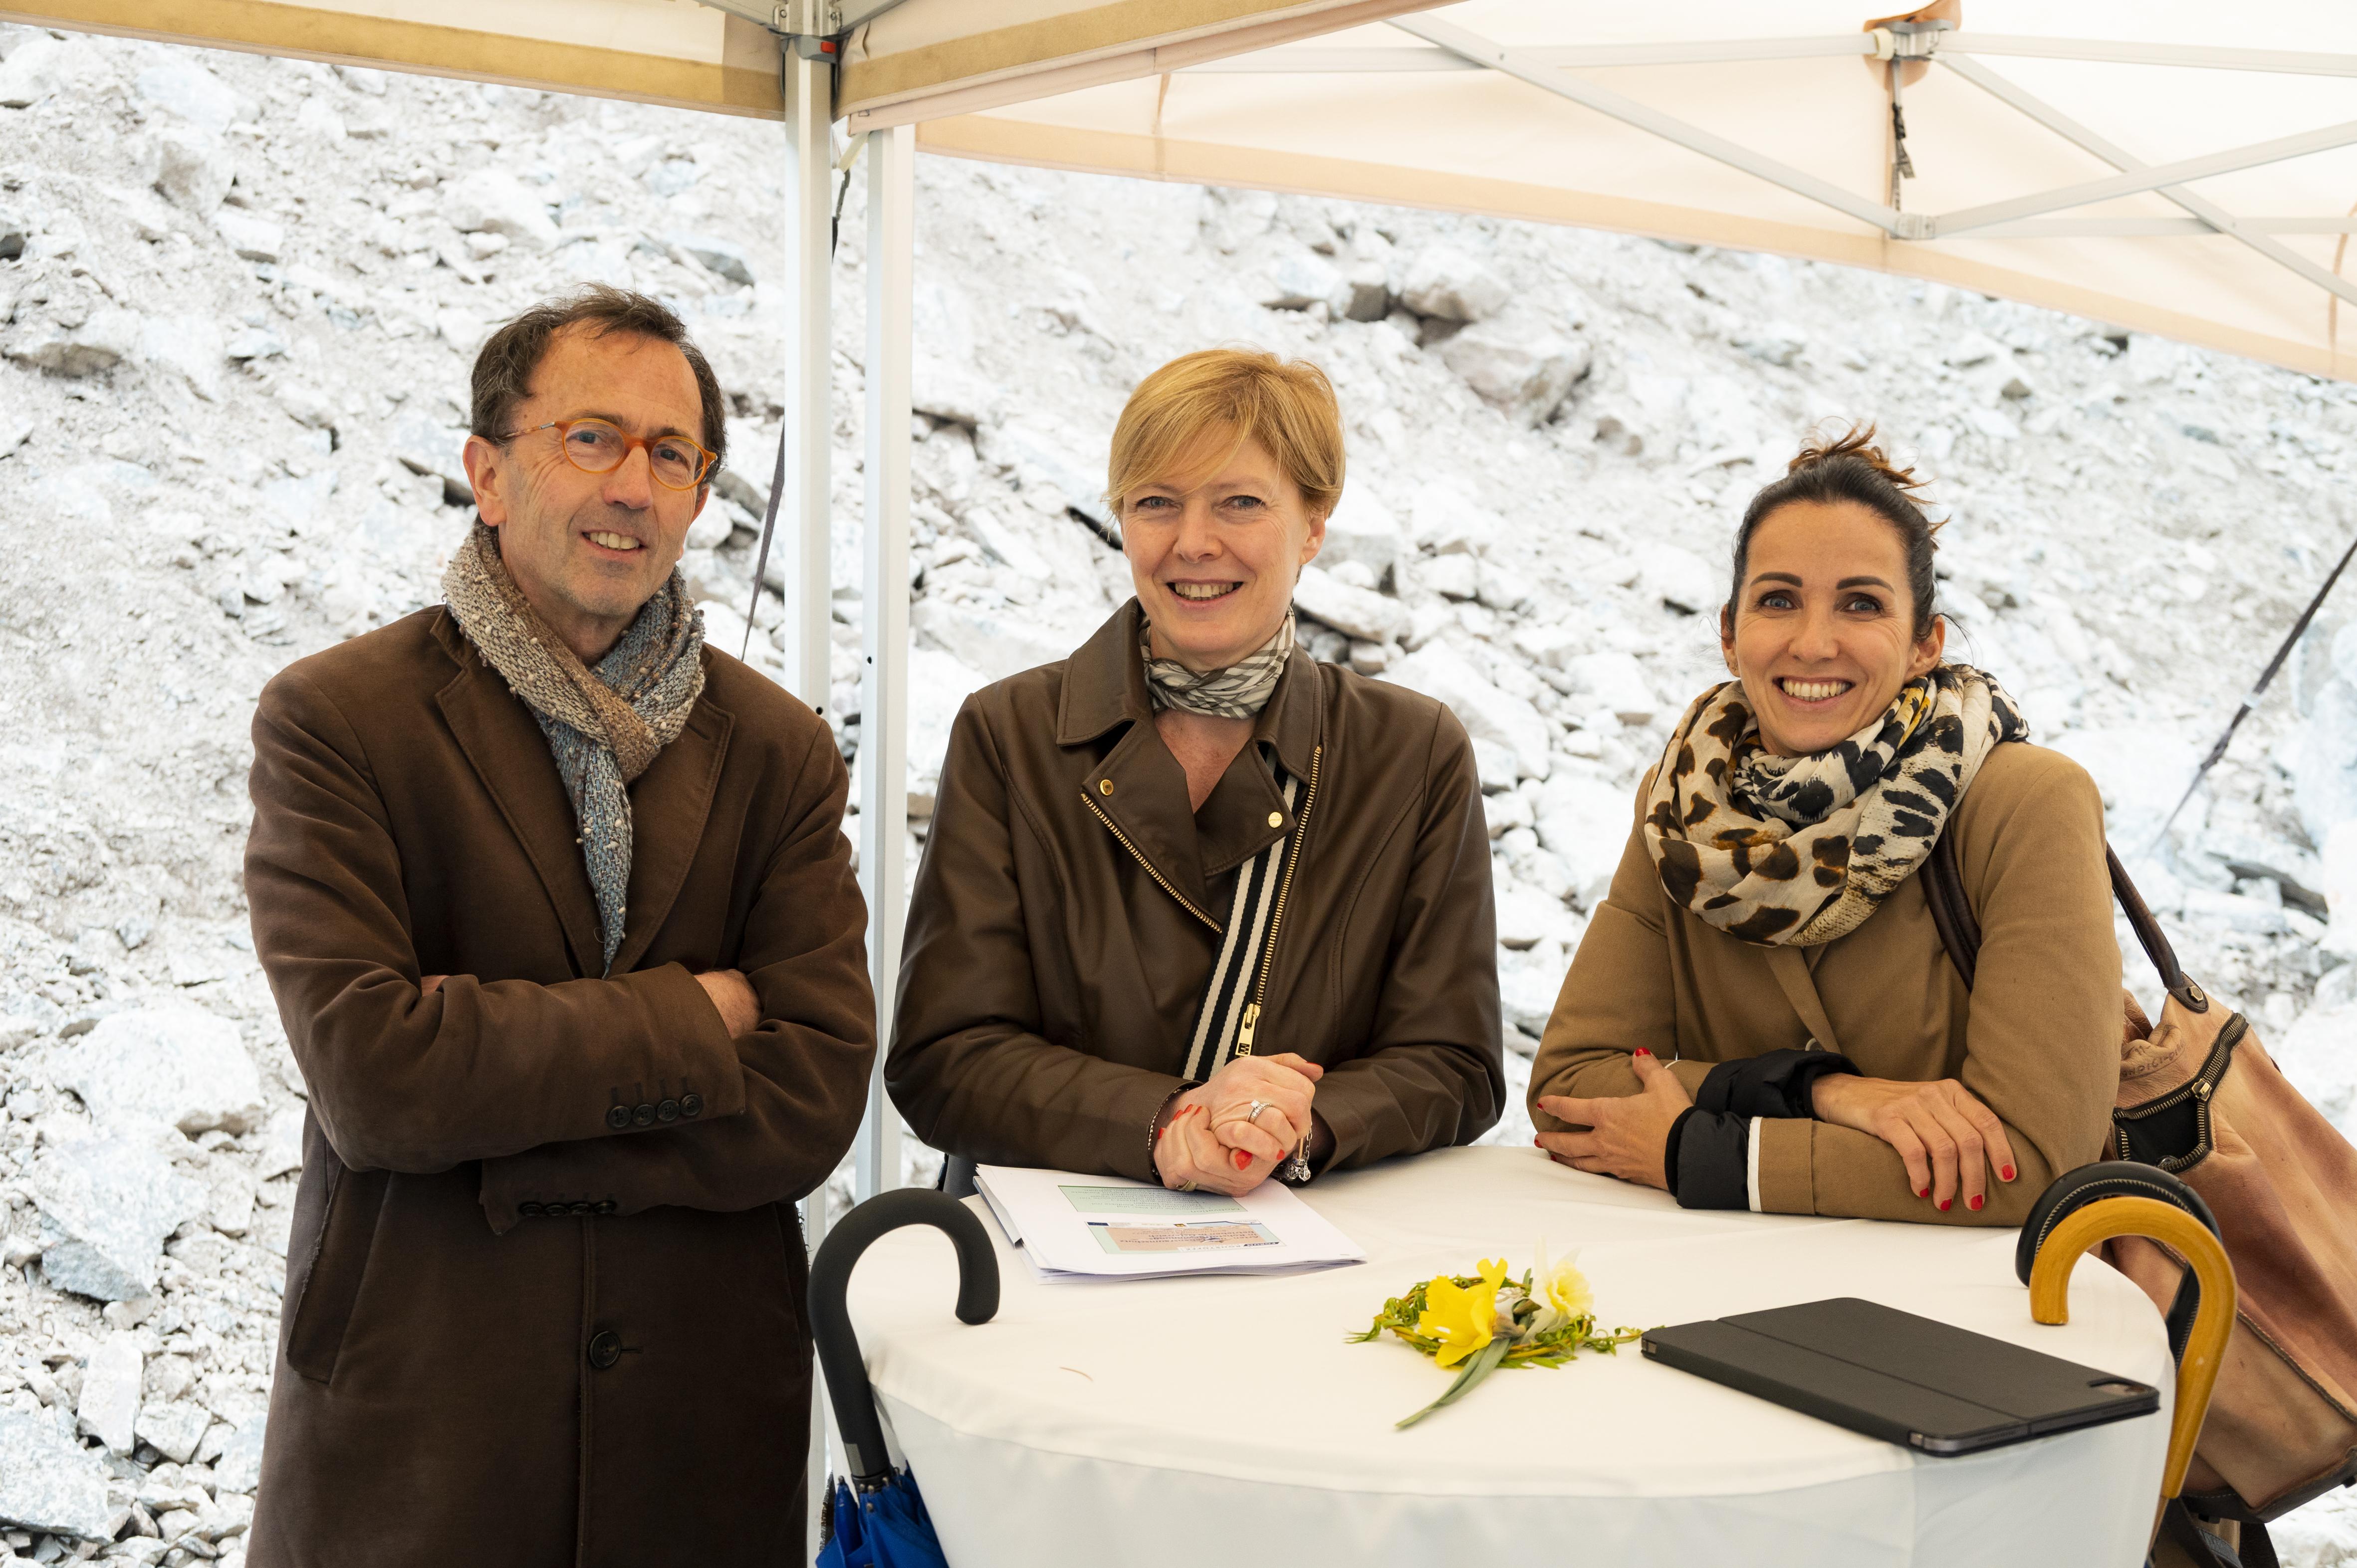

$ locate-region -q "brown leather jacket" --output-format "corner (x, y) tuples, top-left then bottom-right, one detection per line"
(889, 601), (1503, 1180)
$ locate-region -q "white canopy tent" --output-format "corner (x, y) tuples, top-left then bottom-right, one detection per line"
(9, 0), (2357, 1538)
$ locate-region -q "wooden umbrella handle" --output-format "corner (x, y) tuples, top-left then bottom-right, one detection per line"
(2028, 1195), (2236, 1503)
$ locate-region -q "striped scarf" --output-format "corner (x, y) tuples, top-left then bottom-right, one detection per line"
(1141, 612), (1295, 719)
(442, 522), (706, 971)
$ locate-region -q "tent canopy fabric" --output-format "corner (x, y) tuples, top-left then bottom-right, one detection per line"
(905, 1), (2357, 382)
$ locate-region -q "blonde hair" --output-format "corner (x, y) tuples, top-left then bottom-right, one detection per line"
(1104, 348), (1345, 522)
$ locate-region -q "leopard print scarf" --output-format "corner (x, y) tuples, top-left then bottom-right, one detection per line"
(1643, 663), (2026, 946)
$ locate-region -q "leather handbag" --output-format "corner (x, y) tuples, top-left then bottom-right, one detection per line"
(1924, 834), (2357, 1563)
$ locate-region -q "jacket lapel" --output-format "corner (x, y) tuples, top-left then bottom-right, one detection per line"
(607, 679), (732, 976)
(432, 618), (605, 977)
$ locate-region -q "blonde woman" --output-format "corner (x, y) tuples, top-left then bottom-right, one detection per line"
(890, 349), (1503, 1192)
(1527, 428), (2120, 1225)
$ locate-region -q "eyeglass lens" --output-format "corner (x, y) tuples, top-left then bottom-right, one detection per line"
(559, 420), (710, 489)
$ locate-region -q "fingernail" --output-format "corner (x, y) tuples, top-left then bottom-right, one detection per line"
(1916, 1188), (1929, 1199)
(1231, 1149), (1250, 1170)
(1938, 1198), (1953, 1212)
(1634, 1048), (1651, 1058)
(2000, 1165), (2016, 1182)
(1969, 1195), (1984, 1211)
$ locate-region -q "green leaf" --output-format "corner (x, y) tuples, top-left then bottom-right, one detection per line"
(1395, 1334), (1513, 1430)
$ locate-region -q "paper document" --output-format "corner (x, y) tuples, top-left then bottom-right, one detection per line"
(973, 1164), (1364, 1281)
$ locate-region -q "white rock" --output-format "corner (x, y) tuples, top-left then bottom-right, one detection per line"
(669, 231), (753, 286)
(138, 314), (225, 402)
(1437, 317), (1591, 425)
(900, 647), (990, 817)
(685, 499), (733, 551)
(1319, 489), (1401, 580)
(1467, 736), (1521, 795)
(1641, 543), (1719, 616)
(2273, 1001), (2357, 1138)
(1510, 624), (1584, 672)
(1260, 252), (1343, 313)
(136, 59), (251, 134)
(1293, 564), (1407, 645)
(134, 1401), (212, 1466)
(1733, 323), (1807, 367)
(1495, 882), (1581, 951)
(4, 308), (141, 377)
(391, 409), (471, 504)
(912, 597), (1088, 683)
(149, 130), (234, 214)
(1943, 331), (2007, 369)
(1339, 257), (1390, 322)
(30, 1121), (211, 1302)
(0, 1407), (115, 1538)
(254, 1105), (305, 1180)
(1562, 652), (1658, 726)
(1533, 770), (1632, 909)
(1409, 481), (1500, 558)
(1400, 247), (1509, 322)
(224, 325), (287, 362)
(1385, 642), (1550, 780)
(59, 1009), (262, 1134)
(1410, 553), (1480, 601)
(211, 1416), (266, 1495)
(963, 507), (1050, 580)
(1499, 950), (1572, 1037)
(213, 210), (284, 263)
(440, 168), (559, 252)
(76, 1334), (140, 1454)
(913, 356), (1002, 430)
(1485, 787), (1534, 838)
(0, 35), (64, 107)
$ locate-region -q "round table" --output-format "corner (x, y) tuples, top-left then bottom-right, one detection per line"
(844, 1146), (2171, 1567)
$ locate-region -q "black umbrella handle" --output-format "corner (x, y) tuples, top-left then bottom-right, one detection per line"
(808, 1187), (1000, 1487)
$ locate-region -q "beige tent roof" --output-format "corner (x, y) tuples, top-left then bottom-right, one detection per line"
(891, 1), (2357, 382)
(0, 0), (1428, 119)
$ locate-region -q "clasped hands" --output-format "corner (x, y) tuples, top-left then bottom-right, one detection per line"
(1153, 1053), (1323, 1196)
(1534, 1049), (2019, 1212)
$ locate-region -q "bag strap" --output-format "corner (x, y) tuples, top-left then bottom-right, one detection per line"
(1179, 765), (1301, 1081)
(2155, 1498), (2249, 1568)
(1922, 835), (2211, 1014)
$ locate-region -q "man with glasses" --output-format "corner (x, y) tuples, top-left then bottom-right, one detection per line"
(241, 285), (873, 1564)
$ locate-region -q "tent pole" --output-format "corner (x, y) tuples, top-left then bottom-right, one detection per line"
(1934, 116), (2357, 237)
(781, 41), (837, 1563)
(856, 122), (914, 1204)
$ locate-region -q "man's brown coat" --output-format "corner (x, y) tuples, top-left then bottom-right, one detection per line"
(242, 607), (873, 1566)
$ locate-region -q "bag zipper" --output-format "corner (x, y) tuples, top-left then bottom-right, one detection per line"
(1238, 744), (1322, 1054)
(2112, 1012), (2246, 1168)
(1081, 789), (1221, 931)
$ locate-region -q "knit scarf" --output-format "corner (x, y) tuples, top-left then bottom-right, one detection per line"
(442, 522), (706, 971)
(1642, 663), (2026, 947)
(1141, 611), (1295, 719)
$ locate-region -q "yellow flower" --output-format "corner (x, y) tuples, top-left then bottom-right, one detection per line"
(1416, 1258), (1508, 1367)
(1531, 1239), (1594, 1334)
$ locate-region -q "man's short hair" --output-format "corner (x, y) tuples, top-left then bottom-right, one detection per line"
(470, 285), (728, 478)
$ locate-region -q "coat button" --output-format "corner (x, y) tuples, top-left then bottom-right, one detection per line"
(657, 1098), (681, 1123)
(570, 1201), (595, 1216)
(605, 1106), (631, 1130)
(586, 1331), (623, 1371)
(633, 1103), (656, 1127)
(519, 1202), (545, 1218)
(595, 1200), (617, 1215)
(1098, 779), (1114, 795)
(1267, 811), (1283, 828)
(680, 1094), (704, 1118)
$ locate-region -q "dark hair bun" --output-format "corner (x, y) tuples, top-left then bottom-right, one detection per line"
(1787, 422), (1926, 496)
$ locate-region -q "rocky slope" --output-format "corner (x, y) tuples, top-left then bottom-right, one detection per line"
(1, 20), (2355, 1563)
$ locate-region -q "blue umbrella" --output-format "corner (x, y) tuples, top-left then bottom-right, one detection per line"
(811, 1187), (999, 1568)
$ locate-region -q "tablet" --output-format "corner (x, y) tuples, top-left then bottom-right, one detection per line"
(1641, 1297), (2159, 1455)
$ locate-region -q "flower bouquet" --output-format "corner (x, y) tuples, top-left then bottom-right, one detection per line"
(1348, 1245), (1643, 1428)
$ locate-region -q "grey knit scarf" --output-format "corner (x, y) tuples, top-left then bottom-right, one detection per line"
(1140, 611), (1295, 719)
(442, 522), (706, 971)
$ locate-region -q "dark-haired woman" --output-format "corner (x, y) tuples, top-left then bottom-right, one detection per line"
(1525, 429), (2120, 1225)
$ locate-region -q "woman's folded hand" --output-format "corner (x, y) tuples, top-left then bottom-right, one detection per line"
(1533, 1048), (1690, 1190)
(1809, 1074), (2018, 1214)
(1153, 1053), (1322, 1193)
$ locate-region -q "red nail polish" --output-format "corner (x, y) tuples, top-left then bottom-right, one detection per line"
(1231, 1149), (1250, 1171)
(1916, 1188), (1929, 1199)
(2000, 1165), (2016, 1182)
(1938, 1198), (1953, 1212)
(1969, 1195), (1984, 1211)
(1634, 1048), (1651, 1057)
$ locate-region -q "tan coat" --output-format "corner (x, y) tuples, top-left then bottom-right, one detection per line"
(242, 608), (874, 1567)
(1528, 741), (2121, 1224)
(889, 601), (1504, 1178)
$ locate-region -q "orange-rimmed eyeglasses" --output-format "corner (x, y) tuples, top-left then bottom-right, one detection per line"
(501, 417), (718, 491)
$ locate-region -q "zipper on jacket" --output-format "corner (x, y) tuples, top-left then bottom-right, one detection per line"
(1081, 789), (1221, 931)
(1238, 743), (1322, 1054)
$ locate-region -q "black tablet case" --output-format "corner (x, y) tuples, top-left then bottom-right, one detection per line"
(1642, 1296), (2159, 1454)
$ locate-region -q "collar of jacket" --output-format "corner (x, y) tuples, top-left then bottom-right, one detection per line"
(428, 608), (734, 977)
(1055, 600), (1322, 917)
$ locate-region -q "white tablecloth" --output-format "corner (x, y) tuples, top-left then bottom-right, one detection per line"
(843, 1146), (2170, 1567)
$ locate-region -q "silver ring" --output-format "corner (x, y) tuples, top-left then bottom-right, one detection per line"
(1248, 1100), (1272, 1124)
